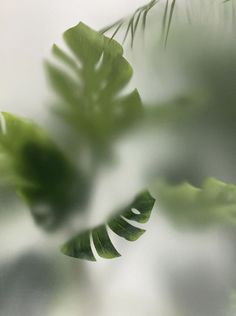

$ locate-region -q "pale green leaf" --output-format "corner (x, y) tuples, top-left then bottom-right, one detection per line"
(152, 178), (236, 228)
(46, 23), (142, 157)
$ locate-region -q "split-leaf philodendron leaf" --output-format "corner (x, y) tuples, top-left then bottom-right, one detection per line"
(61, 191), (155, 261)
(46, 22), (142, 158)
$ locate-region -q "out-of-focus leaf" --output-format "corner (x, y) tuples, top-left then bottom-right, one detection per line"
(46, 22), (142, 158)
(0, 112), (87, 230)
(0, 112), (52, 188)
(152, 178), (236, 228)
(61, 190), (155, 261)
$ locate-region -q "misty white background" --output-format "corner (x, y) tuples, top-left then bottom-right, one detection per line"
(0, 1), (235, 316)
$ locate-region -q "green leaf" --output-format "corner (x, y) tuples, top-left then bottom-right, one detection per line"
(46, 22), (142, 157)
(122, 190), (154, 223)
(0, 112), (87, 230)
(92, 225), (121, 259)
(61, 231), (96, 261)
(0, 112), (50, 186)
(152, 178), (236, 228)
(61, 190), (155, 261)
(108, 216), (145, 241)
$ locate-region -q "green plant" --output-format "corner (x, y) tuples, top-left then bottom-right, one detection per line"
(1, 0), (236, 264)
(0, 23), (156, 261)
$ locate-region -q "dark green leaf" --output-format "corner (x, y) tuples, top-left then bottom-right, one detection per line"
(61, 190), (155, 260)
(108, 216), (145, 241)
(0, 112), (86, 230)
(92, 225), (121, 259)
(122, 190), (155, 223)
(61, 231), (96, 261)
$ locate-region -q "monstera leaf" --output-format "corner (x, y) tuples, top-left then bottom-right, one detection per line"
(46, 22), (142, 158)
(61, 190), (155, 261)
(0, 112), (87, 230)
(153, 178), (236, 228)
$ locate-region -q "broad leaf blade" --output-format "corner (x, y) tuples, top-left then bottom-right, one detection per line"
(61, 190), (155, 260)
(46, 23), (142, 157)
(122, 190), (155, 223)
(61, 231), (96, 261)
(92, 225), (121, 259)
(108, 216), (145, 241)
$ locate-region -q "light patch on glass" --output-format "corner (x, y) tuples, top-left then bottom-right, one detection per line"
(0, 112), (7, 135)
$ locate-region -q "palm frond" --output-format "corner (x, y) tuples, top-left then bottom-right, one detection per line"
(101, 0), (234, 48)
(161, 0), (169, 44)
(101, 0), (160, 47)
(164, 0), (176, 47)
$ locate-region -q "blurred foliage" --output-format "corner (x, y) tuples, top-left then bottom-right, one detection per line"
(0, 112), (88, 230)
(46, 22), (142, 161)
(142, 29), (236, 230)
(61, 191), (155, 261)
(152, 178), (236, 229)
(1, 2), (236, 261)
(0, 23), (155, 261)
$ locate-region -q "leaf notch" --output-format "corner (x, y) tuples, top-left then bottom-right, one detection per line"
(61, 190), (155, 261)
